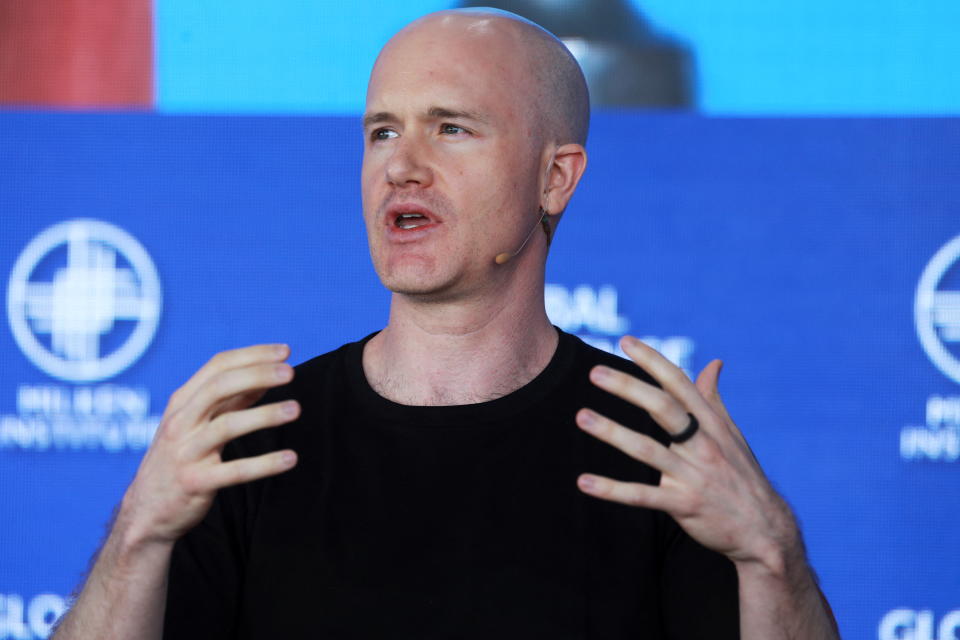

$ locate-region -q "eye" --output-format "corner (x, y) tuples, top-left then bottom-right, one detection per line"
(370, 128), (398, 142)
(440, 123), (468, 135)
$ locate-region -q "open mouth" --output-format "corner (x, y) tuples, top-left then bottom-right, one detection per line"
(394, 212), (432, 230)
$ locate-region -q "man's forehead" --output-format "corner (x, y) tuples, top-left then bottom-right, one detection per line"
(363, 106), (491, 128)
(366, 38), (521, 120)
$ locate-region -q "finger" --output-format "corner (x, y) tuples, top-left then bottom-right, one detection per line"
(618, 335), (715, 419)
(210, 388), (268, 421)
(588, 365), (691, 440)
(174, 361), (294, 433)
(169, 344), (290, 414)
(576, 408), (690, 479)
(694, 361), (757, 457)
(577, 473), (675, 512)
(695, 360), (735, 425)
(202, 449), (298, 492)
(188, 400), (300, 457)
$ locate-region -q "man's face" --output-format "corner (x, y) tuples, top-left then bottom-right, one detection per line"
(361, 17), (544, 301)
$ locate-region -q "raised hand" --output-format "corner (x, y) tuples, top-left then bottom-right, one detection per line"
(574, 335), (840, 638)
(574, 335), (799, 571)
(118, 344), (301, 547)
(51, 344), (302, 640)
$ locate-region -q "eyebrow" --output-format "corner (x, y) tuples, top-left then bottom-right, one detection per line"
(362, 106), (490, 129)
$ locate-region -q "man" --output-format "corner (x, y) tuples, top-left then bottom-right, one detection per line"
(53, 8), (839, 639)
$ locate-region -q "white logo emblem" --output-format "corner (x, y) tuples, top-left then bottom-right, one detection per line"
(6, 219), (162, 382)
(915, 233), (960, 385)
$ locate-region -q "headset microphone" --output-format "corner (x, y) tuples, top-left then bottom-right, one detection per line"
(494, 209), (550, 265)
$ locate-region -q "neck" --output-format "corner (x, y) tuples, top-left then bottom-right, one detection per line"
(363, 265), (558, 406)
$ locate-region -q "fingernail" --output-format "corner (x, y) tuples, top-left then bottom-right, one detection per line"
(274, 344), (289, 357)
(275, 364), (292, 380)
(577, 409), (597, 431)
(590, 366), (609, 382)
(281, 401), (298, 418)
(282, 451), (297, 466)
(578, 474), (595, 490)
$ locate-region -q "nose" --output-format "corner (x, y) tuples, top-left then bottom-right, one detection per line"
(385, 136), (433, 188)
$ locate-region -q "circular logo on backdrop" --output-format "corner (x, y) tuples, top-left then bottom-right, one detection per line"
(6, 219), (162, 382)
(915, 233), (960, 385)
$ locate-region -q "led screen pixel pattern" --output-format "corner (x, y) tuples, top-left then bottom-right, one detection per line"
(0, 113), (958, 638)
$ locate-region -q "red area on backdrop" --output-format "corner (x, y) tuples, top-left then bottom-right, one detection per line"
(0, 0), (153, 108)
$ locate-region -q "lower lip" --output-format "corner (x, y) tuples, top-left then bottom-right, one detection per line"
(385, 221), (440, 243)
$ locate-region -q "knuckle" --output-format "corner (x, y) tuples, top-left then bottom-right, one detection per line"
(645, 389), (671, 414)
(627, 488), (647, 508)
(155, 415), (175, 440)
(257, 363), (279, 384)
(176, 467), (202, 495)
(158, 411), (185, 439)
(224, 461), (250, 485)
(211, 369), (234, 396)
(688, 469), (708, 494)
(209, 350), (231, 368)
(612, 372), (635, 395)
(168, 386), (187, 408)
(626, 436), (651, 460)
(698, 437), (724, 465)
(218, 412), (238, 438)
(594, 415), (615, 438)
(171, 442), (193, 468)
(663, 366), (688, 387)
(676, 492), (700, 518)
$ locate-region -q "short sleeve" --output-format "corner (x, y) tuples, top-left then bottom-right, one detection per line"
(658, 511), (740, 639)
(162, 449), (250, 639)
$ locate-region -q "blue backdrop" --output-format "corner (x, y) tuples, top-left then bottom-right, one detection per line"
(1, 112), (958, 639)
(154, 0), (960, 114)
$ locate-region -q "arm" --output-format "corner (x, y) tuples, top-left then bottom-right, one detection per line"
(575, 336), (839, 640)
(52, 345), (300, 640)
(736, 541), (839, 640)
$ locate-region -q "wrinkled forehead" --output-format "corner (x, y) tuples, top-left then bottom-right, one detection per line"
(366, 15), (534, 119)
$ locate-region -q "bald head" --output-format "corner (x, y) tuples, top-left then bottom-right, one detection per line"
(372, 8), (590, 146)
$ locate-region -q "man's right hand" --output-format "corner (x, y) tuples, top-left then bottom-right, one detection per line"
(117, 343), (300, 548)
(51, 344), (300, 640)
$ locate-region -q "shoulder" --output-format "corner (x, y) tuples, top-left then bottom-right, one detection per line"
(260, 333), (372, 404)
(225, 334), (372, 459)
(558, 331), (667, 445)
(562, 331), (658, 387)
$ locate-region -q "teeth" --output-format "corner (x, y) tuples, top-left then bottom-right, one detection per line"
(395, 212), (429, 229)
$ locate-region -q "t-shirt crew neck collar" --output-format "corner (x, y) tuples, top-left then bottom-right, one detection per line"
(345, 327), (577, 426)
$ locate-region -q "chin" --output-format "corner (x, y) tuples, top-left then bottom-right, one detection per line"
(379, 264), (485, 303)
(371, 242), (495, 301)
(377, 261), (452, 296)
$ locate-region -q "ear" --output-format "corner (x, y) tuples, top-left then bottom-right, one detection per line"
(541, 143), (588, 217)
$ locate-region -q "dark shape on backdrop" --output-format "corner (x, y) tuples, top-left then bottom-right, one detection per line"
(459, 0), (695, 108)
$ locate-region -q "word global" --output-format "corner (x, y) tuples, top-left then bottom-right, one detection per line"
(879, 608), (960, 640)
(544, 283), (695, 374)
(0, 593), (65, 640)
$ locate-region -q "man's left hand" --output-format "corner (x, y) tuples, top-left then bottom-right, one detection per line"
(575, 334), (800, 573)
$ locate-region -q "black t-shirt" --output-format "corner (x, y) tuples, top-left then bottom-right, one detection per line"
(164, 330), (739, 638)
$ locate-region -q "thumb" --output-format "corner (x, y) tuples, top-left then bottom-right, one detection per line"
(696, 359), (734, 424)
(695, 359), (722, 399)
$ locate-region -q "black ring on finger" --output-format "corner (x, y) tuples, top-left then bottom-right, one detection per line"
(670, 413), (700, 444)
